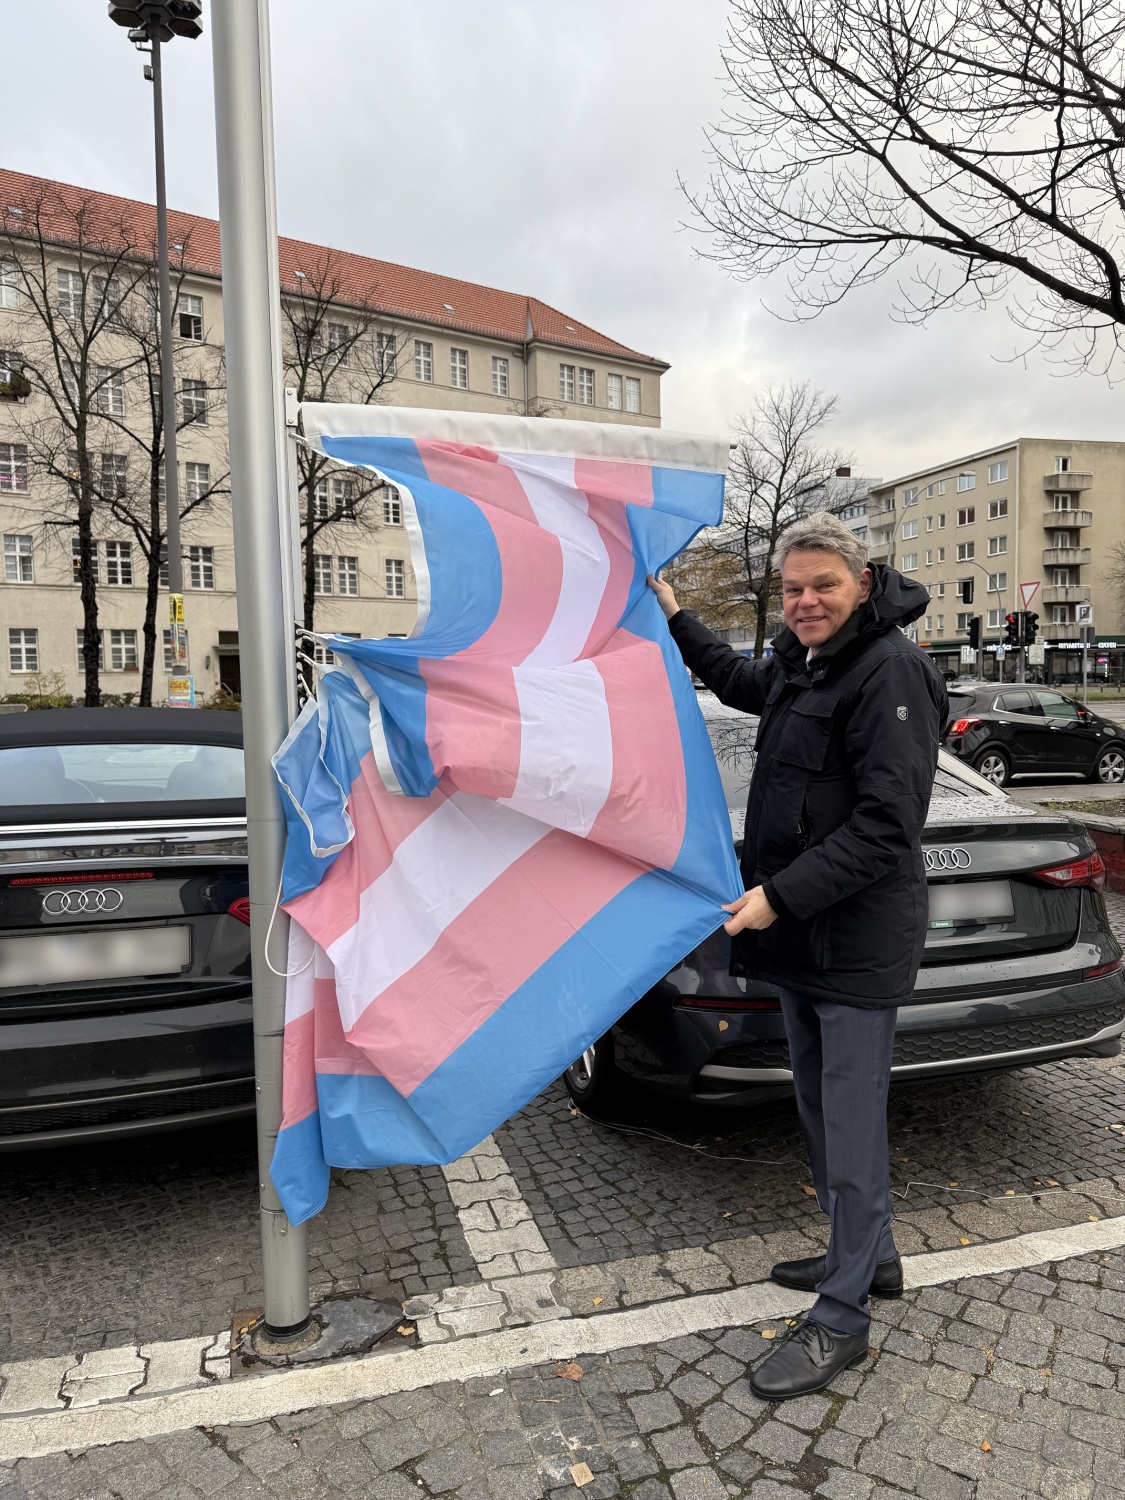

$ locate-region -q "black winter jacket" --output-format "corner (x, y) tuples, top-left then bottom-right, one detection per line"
(669, 564), (948, 1008)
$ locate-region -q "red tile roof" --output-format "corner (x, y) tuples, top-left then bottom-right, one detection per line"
(0, 169), (667, 368)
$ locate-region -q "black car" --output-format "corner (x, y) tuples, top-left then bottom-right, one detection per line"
(564, 695), (1125, 1112)
(0, 708), (254, 1147)
(942, 683), (1125, 787)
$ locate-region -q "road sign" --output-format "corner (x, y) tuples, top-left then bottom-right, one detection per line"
(996, 644), (1006, 657)
(960, 645), (975, 665)
(1019, 581), (1040, 609)
(1076, 603), (1095, 627)
(1029, 644), (1046, 665)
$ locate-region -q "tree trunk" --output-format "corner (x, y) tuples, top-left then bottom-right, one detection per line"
(76, 432), (100, 707)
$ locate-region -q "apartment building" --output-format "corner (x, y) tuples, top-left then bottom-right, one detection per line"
(0, 170), (668, 701)
(867, 438), (1125, 684)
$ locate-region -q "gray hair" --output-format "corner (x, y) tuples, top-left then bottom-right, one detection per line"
(774, 512), (870, 582)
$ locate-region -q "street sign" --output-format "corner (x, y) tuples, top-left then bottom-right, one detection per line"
(167, 675), (195, 708)
(1029, 644), (1046, 665)
(960, 645), (975, 665)
(1076, 603), (1095, 627)
(996, 645), (1006, 658)
(1019, 581), (1040, 609)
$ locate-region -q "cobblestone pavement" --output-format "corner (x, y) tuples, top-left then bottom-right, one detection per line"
(5, 1249), (1125, 1500)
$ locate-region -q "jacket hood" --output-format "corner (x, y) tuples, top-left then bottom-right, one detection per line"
(771, 562), (930, 670)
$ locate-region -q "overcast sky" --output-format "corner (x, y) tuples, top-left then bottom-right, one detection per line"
(5, 0), (1123, 482)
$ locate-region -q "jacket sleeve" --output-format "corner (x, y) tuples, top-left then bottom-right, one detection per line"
(769, 651), (943, 920)
(667, 611), (775, 715)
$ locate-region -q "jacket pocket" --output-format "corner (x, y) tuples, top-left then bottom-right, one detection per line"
(773, 693), (837, 771)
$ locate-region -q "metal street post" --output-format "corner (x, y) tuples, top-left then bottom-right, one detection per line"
(211, 0), (311, 1341)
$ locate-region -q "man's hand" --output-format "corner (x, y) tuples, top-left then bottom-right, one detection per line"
(647, 573), (680, 620)
(722, 886), (778, 936)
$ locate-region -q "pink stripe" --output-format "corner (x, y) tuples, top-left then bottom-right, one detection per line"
(286, 751), (448, 950)
(416, 440), (562, 663)
(573, 458), (654, 509)
(279, 1008), (318, 1128)
(420, 658), (522, 800)
(347, 828), (644, 1095)
(312, 974), (383, 1078)
(578, 488), (636, 658)
(587, 629), (687, 868)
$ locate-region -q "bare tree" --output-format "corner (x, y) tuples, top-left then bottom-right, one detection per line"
(1105, 539), (1125, 623)
(0, 183), (154, 704)
(695, 1), (1125, 371)
(281, 254), (408, 633)
(668, 383), (860, 656)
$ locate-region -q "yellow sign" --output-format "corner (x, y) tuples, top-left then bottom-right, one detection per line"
(169, 593), (184, 624)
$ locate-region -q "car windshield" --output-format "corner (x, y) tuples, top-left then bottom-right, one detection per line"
(1, 742), (245, 810)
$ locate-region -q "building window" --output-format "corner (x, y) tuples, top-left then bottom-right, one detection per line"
(936, 614), (944, 631)
(0, 259), (19, 309)
(625, 377), (641, 414)
(181, 379), (208, 424)
(988, 497), (1008, 520)
(987, 534), (1007, 557)
(313, 554), (333, 595)
(926, 484), (935, 498)
(383, 487), (402, 526)
(1051, 604), (1070, 623)
(1053, 529), (1074, 548)
(1055, 455), (1071, 473)
(957, 472), (976, 492)
(936, 582), (946, 597)
(924, 549), (933, 566)
(312, 478), (330, 521)
(937, 480), (947, 495)
(325, 322), (350, 364)
(577, 367), (595, 406)
(1051, 566), (1071, 586)
(924, 615), (932, 633)
(185, 461), (211, 505)
(3, 533), (33, 583)
(105, 540), (133, 587)
(385, 558), (405, 597)
(0, 348), (23, 386)
(109, 628), (138, 671)
(94, 366), (125, 416)
(902, 486), (919, 505)
(987, 571), (1007, 592)
(937, 547), (945, 563)
(987, 610), (1001, 629)
(77, 629), (105, 671)
(956, 612), (971, 631)
(956, 506), (975, 526)
(902, 520), (918, 539)
(332, 477), (355, 519)
(337, 556), (359, 595)
(925, 516), (933, 532)
(901, 553), (918, 572)
(449, 347), (468, 389)
(988, 460), (1009, 483)
(178, 293), (204, 341)
(938, 513), (946, 528)
(414, 340), (433, 383)
(99, 452), (127, 499)
(558, 364), (576, 402)
(956, 541), (974, 561)
(188, 545), (215, 590)
(57, 268), (83, 319)
(607, 373), (623, 410)
(491, 356), (509, 396)
(376, 332), (397, 377)
(1052, 494), (1077, 511)
(9, 627), (38, 673)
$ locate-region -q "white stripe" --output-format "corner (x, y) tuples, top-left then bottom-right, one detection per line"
(332, 654), (405, 796)
(499, 662), (613, 837)
(500, 453), (610, 666)
(326, 793), (550, 1030)
(282, 922), (317, 1022)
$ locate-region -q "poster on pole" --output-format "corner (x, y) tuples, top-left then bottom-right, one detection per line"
(167, 675), (196, 709)
(1019, 581), (1040, 609)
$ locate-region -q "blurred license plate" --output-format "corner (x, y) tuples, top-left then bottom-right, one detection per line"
(928, 880), (1014, 929)
(0, 926), (190, 987)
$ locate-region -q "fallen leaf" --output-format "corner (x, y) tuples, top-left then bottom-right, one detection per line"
(1004, 1190), (1015, 1196)
(570, 1463), (594, 1488)
(980, 1441), (992, 1453)
(801, 1185), (818, 1197)
(396, 1325), (415, 1336)
(784, 1319), (796, 1326)
(761, 1329), (777, 1339)
(721, 1211), (733, 1218)
(569, 1108), (578, 1117)
(868, 1347), (880, 1360)
(948, 1181), (959, 1188)
(1047, 1179), (1059, 1186)
(554, 1362), (584, 1382)
(1089, 1215), (1100, 1222)
(1021, 1109), (1031, 1116)
(898, 1157), (909, 1162)
(718, 1019), (729, 1032)
(960, 1238), (971, 1246)
(1034, 1180), (1042, 1186)
(1111, 1123), (1124, 1132)
(489, 1388), (504, 1396)
(592, 1297), (603, 1306)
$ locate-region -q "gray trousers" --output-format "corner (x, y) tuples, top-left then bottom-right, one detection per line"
(779, 988), (898, 1337)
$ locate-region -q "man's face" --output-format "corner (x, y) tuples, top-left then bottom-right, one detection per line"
(782, 549), (873, 649)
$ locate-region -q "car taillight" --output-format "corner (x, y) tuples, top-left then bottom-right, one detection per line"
(949, 717), (981, 736)
(228, 897), (252, 925)
(1030, 852), (1105, 891)
(677, 997), (782, 1011)
(1084, 958), (1123, 979)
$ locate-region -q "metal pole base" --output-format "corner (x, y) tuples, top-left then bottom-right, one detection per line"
(252, 1317), (321, 1357)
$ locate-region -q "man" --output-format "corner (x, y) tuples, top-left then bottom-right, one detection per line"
(649, 513), (947, 1400)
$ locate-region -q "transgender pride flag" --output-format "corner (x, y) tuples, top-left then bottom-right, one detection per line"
(270, 406), (741, 1225)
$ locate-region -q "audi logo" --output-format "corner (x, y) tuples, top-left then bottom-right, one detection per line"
(41, 888), (124, 915)
(924, 847), (972, 872)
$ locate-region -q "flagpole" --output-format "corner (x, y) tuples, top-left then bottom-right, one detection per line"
(210, 0), (313, 1344)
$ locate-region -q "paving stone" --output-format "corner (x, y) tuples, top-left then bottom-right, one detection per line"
(669, 1469), (727, 1500)
(745, 1418), (813, 1464)
(628, 1391), (682, 1432)
(697, 1400), (753, 1451)
(651, 1427), (707, 1470)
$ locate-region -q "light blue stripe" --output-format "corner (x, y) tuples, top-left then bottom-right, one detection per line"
(269, 1110), (331, 1225)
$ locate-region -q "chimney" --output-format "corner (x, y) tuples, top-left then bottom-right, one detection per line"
(835, 466), (851, 477)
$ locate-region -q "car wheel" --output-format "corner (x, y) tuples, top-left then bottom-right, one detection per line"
(973, 747), (1010, 787)
(1091, 745), (1125, 784)
(563, 1034), (624, 1115)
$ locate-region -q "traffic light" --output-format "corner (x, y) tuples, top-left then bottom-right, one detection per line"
(967, 617), (981, 650)
(959, 578), (974, 604)
(1023, 611), (1039, 645)
(1004, 613), (1021, 648)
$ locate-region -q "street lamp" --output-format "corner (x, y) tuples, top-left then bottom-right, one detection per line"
(109, 3), (202, 687)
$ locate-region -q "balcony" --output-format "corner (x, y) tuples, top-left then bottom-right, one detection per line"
(1041, 585), (1091, 605)
(1041, 508), (1093, 528)
(1045, 624), (1084, 641)
(1042, 547), (1091, 566)
(1043, 472), (1093, 493)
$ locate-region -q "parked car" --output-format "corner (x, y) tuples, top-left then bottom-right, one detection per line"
(565, 694), (1125, 1112)
(943, 684), (1125, 787)
(0, 709), (254, 1147)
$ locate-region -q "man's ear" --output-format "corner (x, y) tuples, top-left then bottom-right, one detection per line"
(858, 567), (874, 603)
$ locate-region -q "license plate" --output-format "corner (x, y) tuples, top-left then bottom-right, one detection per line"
(0, 926), (191, 988)
(928, 880), (1015, 928)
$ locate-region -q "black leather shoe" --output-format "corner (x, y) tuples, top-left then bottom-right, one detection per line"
(770, 1253), (903, 1299)
(749, 1319), (870, 1400)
